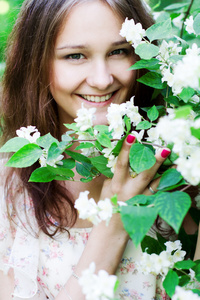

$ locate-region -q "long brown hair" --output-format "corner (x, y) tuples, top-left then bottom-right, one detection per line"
(0, 0), (155, 236)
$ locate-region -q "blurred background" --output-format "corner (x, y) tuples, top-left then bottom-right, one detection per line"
(0, 0), (199, 78)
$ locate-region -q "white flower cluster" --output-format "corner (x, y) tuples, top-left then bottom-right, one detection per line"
(154, 112), (200, 185)
(103, 97), (143, 173)
(137, 240), (186, 277)
(172, 286), (200, 300)
(157, 40), (182, 70)
(120, 17), (146, 48)
(79, 262), (117, 300)
(74, 104), (96, 131)
(106, 97), (142, 140)
(16, 125), (40, 143)
(160, 43), (200, 95)
(74, 191), (113, 226)
(16, 126), (64, 168)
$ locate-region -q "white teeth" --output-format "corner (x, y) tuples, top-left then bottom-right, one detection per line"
(81, 93), (113, 102)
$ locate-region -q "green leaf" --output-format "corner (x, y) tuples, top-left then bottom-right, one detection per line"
(147, 105), (159, 122)
(127, 194), (154, 206)
(174, 105), (192, 119)
(157, 169), (183, 190)
(47, 143), (63, 162)
(174, 260), (195, 270)
(179, 87), (195, 102)
(137, 72), (166, 89)
(0, 137), (29, 153)
(124, 115), (131, 133)
(47, 164), (74, 178)
(120, 206), (158, 247)
(129, 58), (160, 70)
(75, 142), (95, 150)
(94, 125), (112, 136)
(129, 144), (156, 173)
(155, 191), (191, 233)
(36, 133), (59, 149)
(194, 13), (200, 36)
(191, 127), (200, 139)
(90, 155), (113, 178)
(76, 162), (92, 178)
(136, 120), (152, 130)
(163, 269), (179, 298)
(29, 167), (56, 182)
(192, 289), (200, 296)
(141, 235), (163, 255)
(169, 55), (184, 64)
(164, 3), (188, 11)
(62, 158), (75, 169)
(146, 19), (172, 42)
(178, 275), (190, 287)
(111, 194), (118, 206)
(65, 150), (91, 164)
(112, 136), (126, 156)
(135, 43), (160, 60)
(97, 133), (112, 148)
(164, 96), (180, 106)
(64, 123), (78, 131)
(6, 144), (43, 168)
(193, 260), (200, 281)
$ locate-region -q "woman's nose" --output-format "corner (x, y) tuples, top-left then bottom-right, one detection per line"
(86, 60), (114, 90)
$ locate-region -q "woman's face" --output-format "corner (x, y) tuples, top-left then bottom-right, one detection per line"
(50, 0), (136, 127)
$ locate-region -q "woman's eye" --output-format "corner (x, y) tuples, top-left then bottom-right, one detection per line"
(64, 53), (85, 60)
(109, 49), (128, 56)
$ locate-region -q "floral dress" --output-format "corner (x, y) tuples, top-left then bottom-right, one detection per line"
(0, 169), (168, 300)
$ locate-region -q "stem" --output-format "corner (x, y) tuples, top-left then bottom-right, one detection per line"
(180, 185), (192, 192)
(73, 139), (166, 149)
(180, 0), (195, 38)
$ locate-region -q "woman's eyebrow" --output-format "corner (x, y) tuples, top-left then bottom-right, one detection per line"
(56, 40), (129, 50)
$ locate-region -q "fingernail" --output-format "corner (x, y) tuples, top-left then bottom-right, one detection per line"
(126, 135), (136, 144)
(161, 149), (171, 158)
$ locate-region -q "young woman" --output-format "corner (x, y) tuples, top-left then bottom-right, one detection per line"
(1, 0), (197, 299)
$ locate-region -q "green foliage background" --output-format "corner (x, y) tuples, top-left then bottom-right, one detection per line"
(0, 0), (24, 76)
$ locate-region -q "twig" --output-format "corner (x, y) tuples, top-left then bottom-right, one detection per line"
(180, 184), (192, 192)
(72, 139), (166, 149)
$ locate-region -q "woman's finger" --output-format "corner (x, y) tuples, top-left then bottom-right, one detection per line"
(111, 134), (136, 186)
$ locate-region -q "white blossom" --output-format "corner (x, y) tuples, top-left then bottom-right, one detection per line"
(165, 240), (182, 253)
(137, 240), (185, 277)
(173, 13), (184, 29)
(124, 96), (142, 125)
(130, 130), (144, 143)
(146, 127), (163, 147)
(172, 286), (200, 300)
(16, 126), (40, 143)
(97, 198), (113, 225)
(184, 16), (196, 35)
(74, 191), (114, 226)
(79, 262), (117, 300)
(157, 40), (182, 68)
(106, 103), (126, 139)
(171, 44), (200, 94)
(120, 18), (146, 48)
(75, 104), (96, 131)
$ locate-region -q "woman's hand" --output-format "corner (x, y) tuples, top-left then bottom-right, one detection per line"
(100, 134), (171, 203)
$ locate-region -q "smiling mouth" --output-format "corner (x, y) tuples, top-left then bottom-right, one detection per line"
(79, 92), (115, 103)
